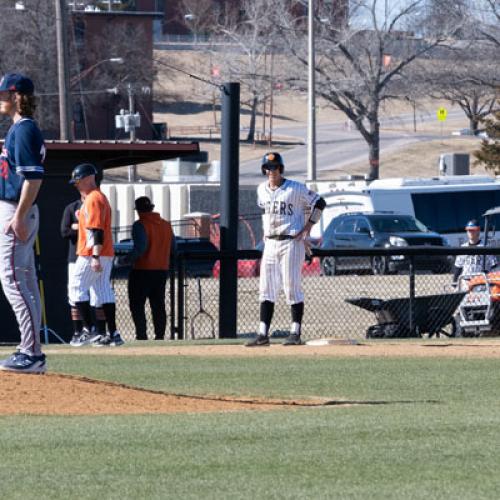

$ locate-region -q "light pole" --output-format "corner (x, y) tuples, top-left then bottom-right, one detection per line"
(55, 0), (72, 141)
(127, 83), (136, 142)
(127, 83), (137, 182)
(114, 83), (142, 182)
(307, 0), (317, 181)
(184, 13), (197, 43)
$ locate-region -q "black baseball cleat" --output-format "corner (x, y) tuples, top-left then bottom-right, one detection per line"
(283, 334), (302, 346)
(245, 335), (270, 347)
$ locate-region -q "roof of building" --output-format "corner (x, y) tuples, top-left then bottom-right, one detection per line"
(40, 140), (199, 175)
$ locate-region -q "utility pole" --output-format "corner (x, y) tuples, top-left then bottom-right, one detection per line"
(55, 0), (72, 141)
(115, 83), (141, 180)
(307, 0), (317, 180)
(262, 51), (267, 140)
(269, 51), (274, 148)
(127, 83), (137, 182)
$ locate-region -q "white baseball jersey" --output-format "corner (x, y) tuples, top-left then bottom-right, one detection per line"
(258, 179), (320, 305)
(257, 179), (320, 237)
(455, 241), (497, 276)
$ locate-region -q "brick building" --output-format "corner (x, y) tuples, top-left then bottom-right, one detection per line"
(69, 0), (162, 139)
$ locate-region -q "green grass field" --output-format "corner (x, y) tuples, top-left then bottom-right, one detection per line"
(1, 349), (499, 499)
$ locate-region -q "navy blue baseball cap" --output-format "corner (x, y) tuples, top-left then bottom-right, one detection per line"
(70, 163), (98, 184)
(465, 220), (480, 231)
(0, 73), (34, 95)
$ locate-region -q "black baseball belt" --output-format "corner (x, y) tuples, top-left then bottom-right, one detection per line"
(266, 235), (294, 240)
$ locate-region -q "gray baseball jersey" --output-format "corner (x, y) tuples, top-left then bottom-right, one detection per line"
(455, 241), (497, 276)
(257, 179), (319, 304)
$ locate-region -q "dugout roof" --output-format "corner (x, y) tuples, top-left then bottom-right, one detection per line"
(42, 140), (200, 175)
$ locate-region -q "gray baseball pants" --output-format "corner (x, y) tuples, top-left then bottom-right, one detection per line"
(0, 201), (42, 356)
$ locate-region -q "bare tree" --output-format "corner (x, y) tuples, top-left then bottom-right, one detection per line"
(70, 20), (156, 139)
(212, 0), (280, 143)
(0, 1), (157, 139)
(474, 99), (500, 174)
(0, 0), (59, 135)
(277, 0), (463, 179)
(416, 41), (499, 133)
(423, 0), (471, 37)
(178, 0), (218, 42)
(480, 0), (500, 47)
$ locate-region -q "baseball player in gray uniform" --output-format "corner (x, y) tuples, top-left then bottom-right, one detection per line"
(0, 73), (46, 373)
(246, 152), (325, 346)
(453, 219), (498, 286)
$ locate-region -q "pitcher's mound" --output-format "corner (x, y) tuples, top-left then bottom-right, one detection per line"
(0, 372), (326, 416)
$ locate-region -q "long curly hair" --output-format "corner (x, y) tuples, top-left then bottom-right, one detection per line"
(17, 93), (37, 117)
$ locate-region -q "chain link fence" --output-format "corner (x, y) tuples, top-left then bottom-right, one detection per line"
(113, 246), (500, 342)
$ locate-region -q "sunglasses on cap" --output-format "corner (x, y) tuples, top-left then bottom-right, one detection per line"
(263, 164), (280, 171)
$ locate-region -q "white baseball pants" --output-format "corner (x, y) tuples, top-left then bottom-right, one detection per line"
(69, 256), (115, 307)
(259, 238), (305, 304)
(67, 262), (91, 306)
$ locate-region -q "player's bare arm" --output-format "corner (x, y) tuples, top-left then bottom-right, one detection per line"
(5, 178), (42, 241)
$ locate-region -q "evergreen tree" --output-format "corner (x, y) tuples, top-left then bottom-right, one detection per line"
(474, 101), (500, 175)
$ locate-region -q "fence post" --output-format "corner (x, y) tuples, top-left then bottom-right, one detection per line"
(218, 82), (240, 338)
(169, 267), (175, 340)
(409, 255), (415, 337)
(177, 256), (185, 340)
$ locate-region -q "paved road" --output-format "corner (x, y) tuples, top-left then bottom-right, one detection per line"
(239, 109), (464, 184)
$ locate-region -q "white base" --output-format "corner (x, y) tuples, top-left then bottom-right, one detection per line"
(305, 338), (359, 346)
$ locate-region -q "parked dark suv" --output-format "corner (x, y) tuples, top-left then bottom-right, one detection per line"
(320, 212), (451, 275)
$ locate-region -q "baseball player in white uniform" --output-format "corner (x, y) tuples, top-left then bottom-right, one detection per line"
(453, 219), (498, 287)
(246, 152), (325, 346)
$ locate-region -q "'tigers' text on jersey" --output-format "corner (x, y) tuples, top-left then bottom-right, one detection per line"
(265, 201), (294, 216)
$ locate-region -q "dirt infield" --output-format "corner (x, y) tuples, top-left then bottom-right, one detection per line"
(38, 341), (500, 359)
(0, 372), (332, 416)
(1, 341), (499, 416)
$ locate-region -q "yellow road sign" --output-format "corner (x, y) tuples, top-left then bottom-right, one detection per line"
(437, 107), (448, 122)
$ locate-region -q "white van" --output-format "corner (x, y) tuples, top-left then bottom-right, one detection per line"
(311, 176), (500, 245)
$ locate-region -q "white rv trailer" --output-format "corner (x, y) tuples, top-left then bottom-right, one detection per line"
(311, 176), (500, 245)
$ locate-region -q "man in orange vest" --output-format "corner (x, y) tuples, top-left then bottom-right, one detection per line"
(127, 196), (174, 340)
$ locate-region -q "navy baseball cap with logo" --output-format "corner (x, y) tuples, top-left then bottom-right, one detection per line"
(0, 73), (34, 95)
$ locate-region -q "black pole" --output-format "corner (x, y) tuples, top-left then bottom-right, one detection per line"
(219, 82), (240, 338)
(177, 257), (185, 340)
(169, 268), (175, 340)
(409, 256), (415, 337)
(483, 213), (489, 272)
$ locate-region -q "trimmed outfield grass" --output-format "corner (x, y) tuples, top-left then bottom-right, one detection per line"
(1, 352), (499, 499)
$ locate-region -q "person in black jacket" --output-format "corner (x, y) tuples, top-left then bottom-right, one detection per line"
(60, 198), (105, 345)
